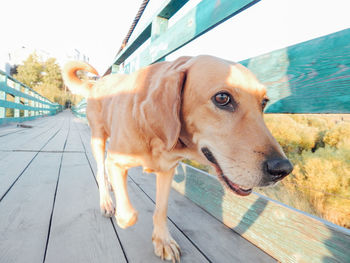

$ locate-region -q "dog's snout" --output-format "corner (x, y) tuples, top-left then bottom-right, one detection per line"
(265, 158), (293, 181)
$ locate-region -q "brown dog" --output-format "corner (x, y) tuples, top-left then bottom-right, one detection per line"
(62, 55), (293, 262)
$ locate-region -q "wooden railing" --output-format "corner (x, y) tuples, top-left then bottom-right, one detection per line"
(71, 99), (87, 119)
(0, 70), (63, 125)
(101, 0), (350, 261)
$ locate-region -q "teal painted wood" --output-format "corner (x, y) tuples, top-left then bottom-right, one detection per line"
(71, 99), (87, 119)
(24, 88), (29, 117)
(0, 100), (50, 113)
(0, 87), (5, 119)
(0, 83), (53, 107)
(240, 28), (350, 113)
(0, 116), (38, 125)
(114, 0), (259, 71)
(0, 70), (63, 124)
(173, 163), (350, 263)
(114, 0), (189, 66)
(151, 16), (168, 41)
(111, 0), (349, 113)
(14, 83), (20, 118)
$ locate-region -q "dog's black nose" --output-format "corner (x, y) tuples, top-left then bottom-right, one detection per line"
(265, 158), (293, 181)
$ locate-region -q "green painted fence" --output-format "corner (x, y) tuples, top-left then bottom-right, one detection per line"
(111, 0), (261, 73)
(241, 28), (350, 114)
(95, 0), (350, 261)
(71, 99), (87, 119)
(0, 70), (63, 125)
(173, 163), (350, 263)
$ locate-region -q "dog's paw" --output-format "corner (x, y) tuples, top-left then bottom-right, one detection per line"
(152, 234), (181, 263)
(100, 196), (115, 217)
(116, 209), (138, 229)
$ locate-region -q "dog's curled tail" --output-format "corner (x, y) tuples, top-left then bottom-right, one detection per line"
(62, 61), (99, 97)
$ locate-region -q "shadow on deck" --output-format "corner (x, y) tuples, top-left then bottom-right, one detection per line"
(0, 110), (274, 262)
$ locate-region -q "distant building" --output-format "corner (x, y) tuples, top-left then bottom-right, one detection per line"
(64, 49), (90, 63)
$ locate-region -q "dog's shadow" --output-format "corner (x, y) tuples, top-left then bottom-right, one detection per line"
(174, 163), (267, 235)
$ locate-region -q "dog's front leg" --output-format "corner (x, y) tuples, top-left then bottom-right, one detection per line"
(152, 170), (180, 263)
(106, 157), (138, 229)
(91, 136), (115, 217)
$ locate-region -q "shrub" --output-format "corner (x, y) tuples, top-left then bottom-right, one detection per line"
(264, 114), (319, 153)
(290, 147), (350, 228)
(323, 122), (350, 149)
(265, 115), (350, 228)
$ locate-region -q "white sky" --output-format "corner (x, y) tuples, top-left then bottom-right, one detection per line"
(1, 0), (349, 74)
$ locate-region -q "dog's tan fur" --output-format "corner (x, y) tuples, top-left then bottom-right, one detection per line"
(62, 56), (291, 262)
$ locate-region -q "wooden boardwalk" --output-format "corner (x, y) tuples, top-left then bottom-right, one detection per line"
(0, 110), (275, 263)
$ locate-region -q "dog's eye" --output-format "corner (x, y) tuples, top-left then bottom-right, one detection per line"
(214, 93), (230, 106)
(212, 92), (236, 111)
(262, 98), (269, 111)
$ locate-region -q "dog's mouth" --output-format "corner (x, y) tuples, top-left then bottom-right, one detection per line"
(201, 147), (252, 196)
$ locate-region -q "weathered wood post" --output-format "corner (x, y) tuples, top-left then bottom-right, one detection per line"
(14, 83), (21, 118)
(151, 16), (168, 63)
(0, 74), (6, 119)
(24, 87), (29, 117)
(30, 90), (35, 117)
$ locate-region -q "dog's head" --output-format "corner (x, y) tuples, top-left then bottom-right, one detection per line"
(142, 55), (293, 196)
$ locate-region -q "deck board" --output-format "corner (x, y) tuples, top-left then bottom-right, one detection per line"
(45, 152), (126, 263)
(0, 152), (62, 263)
(128, 168), (275, 263)
(0, 110), (275, 262)
(64, 119), (86, 152)
(0, 115), (53, 137)
(0, 114), (64, 151)
(41, 116), (70, 152)
(0, 151), (37, 200)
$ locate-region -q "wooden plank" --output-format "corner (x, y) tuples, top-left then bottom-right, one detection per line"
(0, 99), (44, 112)
(0, 74), (5, 119)
(0, 112), (64, 151)
(0, 116), (41, 126)
(114, 177), (209, 262)
(64, 117), (85, 152)
(0, 152), (62, 263)
(0, 123), (27, 137)
(41, 115), (70, 152)
(74, 118), (91, 152)
(173, 163), (350, 263)
(0, 116), (58, 139)
(151, 16), (168, 42)
(240, 28), (350, 113)
(114, 0), (259, 69)
(0, 116), (52, 137)
(128, 167), (276, 263)
(0, 81), (54, 107)
(114, 0), (189, 66)
(44, 152), (126, 263)
(0, 151), (37, 200)
(0, 116), (57, 150)
(0, 114), (66, 200)
(10, 120), (62, 151)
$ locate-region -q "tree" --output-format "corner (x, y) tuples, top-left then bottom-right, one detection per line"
(41, 58), (63, 90)
(14, 54), (43, 87)
(13, 53), (78, 105)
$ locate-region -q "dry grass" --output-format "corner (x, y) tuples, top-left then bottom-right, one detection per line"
(262, 114), (350, 228)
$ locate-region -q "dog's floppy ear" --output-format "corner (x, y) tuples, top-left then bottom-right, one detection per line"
(139, 57), (192, 151)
